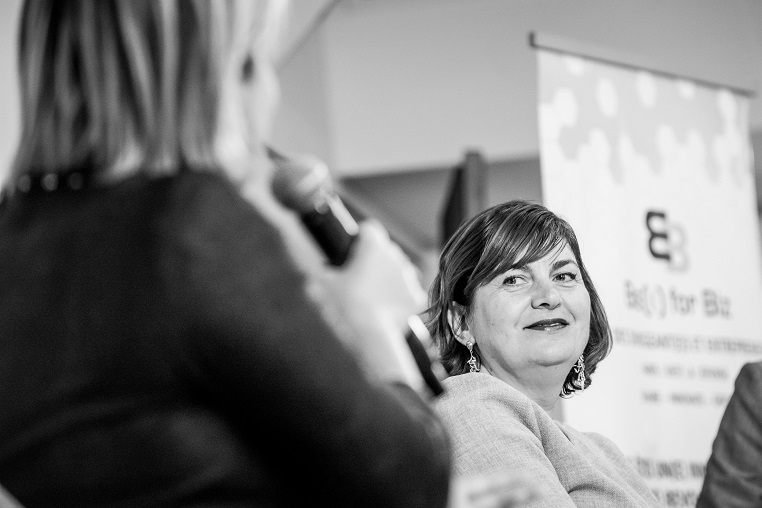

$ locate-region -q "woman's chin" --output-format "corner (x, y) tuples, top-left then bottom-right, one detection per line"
(532, 354), (577, 371)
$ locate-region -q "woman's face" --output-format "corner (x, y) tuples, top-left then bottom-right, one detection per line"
(464, 242), (590, 389)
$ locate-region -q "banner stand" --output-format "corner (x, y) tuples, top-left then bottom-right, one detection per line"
(533, 31), (762, 507)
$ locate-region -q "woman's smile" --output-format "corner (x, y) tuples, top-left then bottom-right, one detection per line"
(524, 318), (569, 331)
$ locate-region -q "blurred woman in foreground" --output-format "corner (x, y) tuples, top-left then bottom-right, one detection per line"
(0, 1), (450, 505)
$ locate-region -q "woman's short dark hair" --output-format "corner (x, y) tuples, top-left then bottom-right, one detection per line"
(425, 200), (612, 396)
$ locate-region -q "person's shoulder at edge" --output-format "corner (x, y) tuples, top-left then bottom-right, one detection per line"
(736, 360), (762, 387)
(721, 360), (762, 423)
(715, 360), (762, 419)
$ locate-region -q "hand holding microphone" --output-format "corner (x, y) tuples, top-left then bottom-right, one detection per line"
(269, 147), (444, 396)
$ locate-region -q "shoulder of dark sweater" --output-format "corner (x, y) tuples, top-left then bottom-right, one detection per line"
(0, 168), (261, 233)
(1, 168), (305, 328)
(736, 361), (762, 386)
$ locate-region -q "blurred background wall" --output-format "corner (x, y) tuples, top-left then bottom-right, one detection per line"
(271, 0), (762, 285)
(1, 0), (760, 284)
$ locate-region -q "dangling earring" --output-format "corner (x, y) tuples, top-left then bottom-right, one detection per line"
(466, 341), (479, 373)
(574, 355), (586, 392)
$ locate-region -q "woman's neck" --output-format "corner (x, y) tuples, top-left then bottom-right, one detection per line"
(482, 364), (565, 414)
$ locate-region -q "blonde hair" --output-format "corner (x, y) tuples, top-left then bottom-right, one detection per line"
(8, 0), (288, 190)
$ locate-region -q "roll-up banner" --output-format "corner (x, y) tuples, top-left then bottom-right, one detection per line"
(534, 33), (762, 507)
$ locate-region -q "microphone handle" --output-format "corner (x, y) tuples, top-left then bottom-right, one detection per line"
(301, 205), (445, 396)
(405, 316), (445, 396)
(301, 196), (357, 266)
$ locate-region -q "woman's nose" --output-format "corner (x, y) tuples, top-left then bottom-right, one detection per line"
(531, 279), (561, 309)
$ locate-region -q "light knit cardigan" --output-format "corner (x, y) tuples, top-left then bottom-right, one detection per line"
(434, 373), (662, 507)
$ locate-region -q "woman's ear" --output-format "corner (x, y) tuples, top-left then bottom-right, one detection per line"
(447, 303), (473, 347)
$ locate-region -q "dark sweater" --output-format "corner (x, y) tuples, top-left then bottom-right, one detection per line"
(0, 170), (450, 507)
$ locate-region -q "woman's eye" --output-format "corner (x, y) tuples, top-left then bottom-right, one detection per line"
(555, 272), (578, 283)
(502, 275), (521, 286)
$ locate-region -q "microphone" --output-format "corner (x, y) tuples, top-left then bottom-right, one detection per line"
(268, 146), (444, 396)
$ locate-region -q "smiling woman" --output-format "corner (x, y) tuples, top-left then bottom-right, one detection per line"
(425, 200), (662, 507)
(427, 200), (609, 397)
(460, 242), (591, 410)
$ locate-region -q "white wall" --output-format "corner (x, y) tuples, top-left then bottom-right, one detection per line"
(305, 0), (762, 175)
(272, 22), (335, 162)
(0, 0), (22, 183)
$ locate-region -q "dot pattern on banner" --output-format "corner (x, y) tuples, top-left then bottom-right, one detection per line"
(538, 56), (751, 186)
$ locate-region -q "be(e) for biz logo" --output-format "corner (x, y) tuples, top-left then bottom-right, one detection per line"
(645, 210), (688, 271)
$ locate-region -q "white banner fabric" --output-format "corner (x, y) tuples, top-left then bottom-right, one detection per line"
(537, 49), (762, 507)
